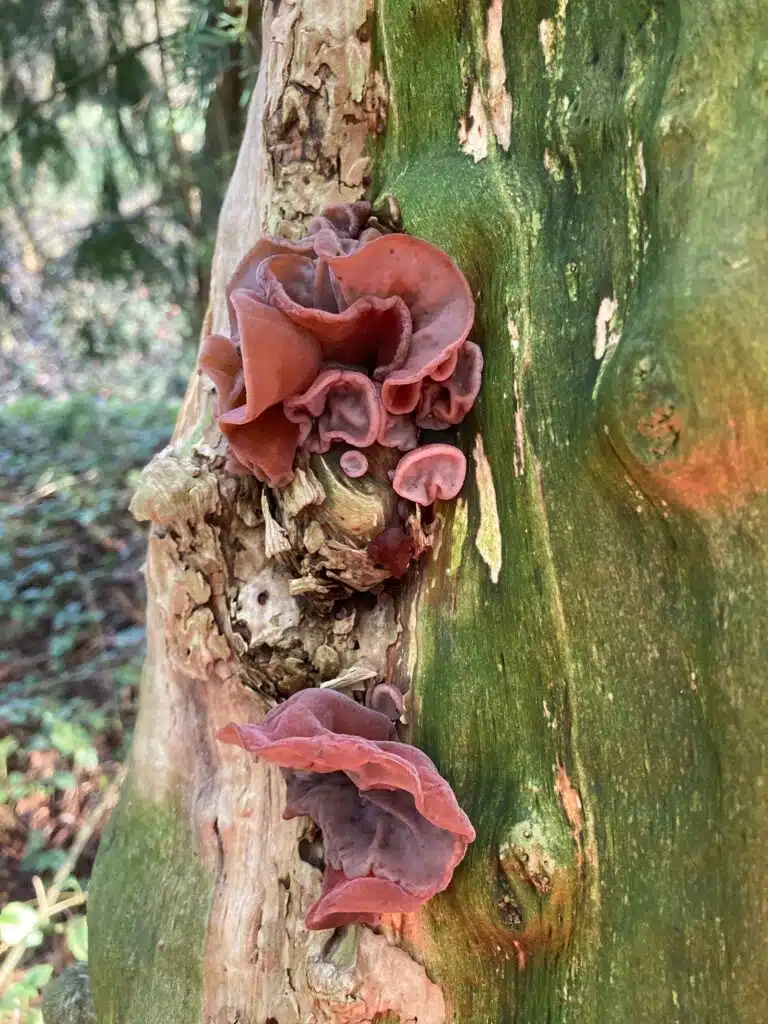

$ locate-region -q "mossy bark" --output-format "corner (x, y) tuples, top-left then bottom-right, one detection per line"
(83, 1), (767, 1022)
(377, 1), (767, 1021)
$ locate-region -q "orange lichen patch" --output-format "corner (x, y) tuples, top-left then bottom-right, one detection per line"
(555, 760), (584, 869)
(643, 413), (768, 513)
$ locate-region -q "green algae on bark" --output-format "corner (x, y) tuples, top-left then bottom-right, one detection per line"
(376, 0), (767, 1021)
(87, 785), (214, 1024)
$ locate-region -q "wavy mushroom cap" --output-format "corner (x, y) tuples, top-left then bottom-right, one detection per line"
(392, 444), (467, 505)
(218, 688), (475, 930)
(288, 291), (412, 375)
(375, 388), (420, 451)
(199, 293), (321, 486)
(366, 681), (405, 720)
(307, 200), (372, 238)
(415, 340), (484, 430)
(284, 369), (381, 453)
(200, 202), (482, 506)
(305, 868), (423, 930)
(226, 201), (372, 309)
(221, 291), (321, 427)
(327, 234), (475, 415)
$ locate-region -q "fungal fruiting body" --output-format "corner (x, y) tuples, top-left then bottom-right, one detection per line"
(200, 202), (482, 506)
(339, 450), (369, 478)
(392, 444), (468, 506)
(366, 525), (415, 579)
(218, 688), (475, 930)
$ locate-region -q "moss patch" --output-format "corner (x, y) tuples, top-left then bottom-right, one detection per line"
(87, 782), (214, 1024)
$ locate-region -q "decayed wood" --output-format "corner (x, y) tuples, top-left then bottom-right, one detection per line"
(98, 2), (441, 1022)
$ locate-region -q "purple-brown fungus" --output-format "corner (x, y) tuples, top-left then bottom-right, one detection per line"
(217, 688), (475, 930)
(199, 202), (483, 505)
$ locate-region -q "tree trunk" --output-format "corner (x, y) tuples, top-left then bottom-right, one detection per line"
(82, 1), (767, 1022)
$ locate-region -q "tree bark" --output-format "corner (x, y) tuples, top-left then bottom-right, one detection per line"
(83, 1), (767, 1022)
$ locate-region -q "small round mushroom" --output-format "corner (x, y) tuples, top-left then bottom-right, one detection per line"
(392, 444), (467, 505)
(340, 450), (369, 478)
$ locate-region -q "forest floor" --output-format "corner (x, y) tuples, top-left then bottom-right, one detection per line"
(0, 345), (193, 1020)
(0, 10), (212, 1017)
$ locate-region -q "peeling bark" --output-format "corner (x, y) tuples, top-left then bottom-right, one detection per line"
(88, 4), (424, 1023)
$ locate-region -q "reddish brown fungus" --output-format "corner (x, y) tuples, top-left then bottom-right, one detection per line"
(308, 200), (374, 239)
(367, 525), (415, 579)
(217, 689), (475, 930)
(366, 681), (405, 721)
(305, 869), (423, 930)
(327, 234), (475, 414)
(392, 444), (467, 506)
(222, 292), (321, 426)
(415, 340), (484, 429)
(199, 299), (321, 485)
(199, 202), (482, 506)
(376, 388), (419, 451)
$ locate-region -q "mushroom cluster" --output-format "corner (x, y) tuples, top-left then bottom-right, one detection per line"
(218, 688), (475, 930)
(200, 202), (482, 505)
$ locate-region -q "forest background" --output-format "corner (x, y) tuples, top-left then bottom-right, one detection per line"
(0, 3), (255, 1018)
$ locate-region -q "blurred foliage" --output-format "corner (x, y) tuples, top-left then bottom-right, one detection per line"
(0, 0), (260, 376)
(0, 4), (261, 1015)
(0, 394), (178, 1019)
(0, 394), (178, 742)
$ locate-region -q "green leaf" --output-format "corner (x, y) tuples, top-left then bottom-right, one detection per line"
(50, 631), (78, 658)
(66, 914), (89, 961)
(47, 717), (90, 757)
(74, 744), (99, 770)
(53, 770), (78, 792)
(21, 962), (54, 990)
(20, 829), (68, 875)
(0, 902), (41, 945)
